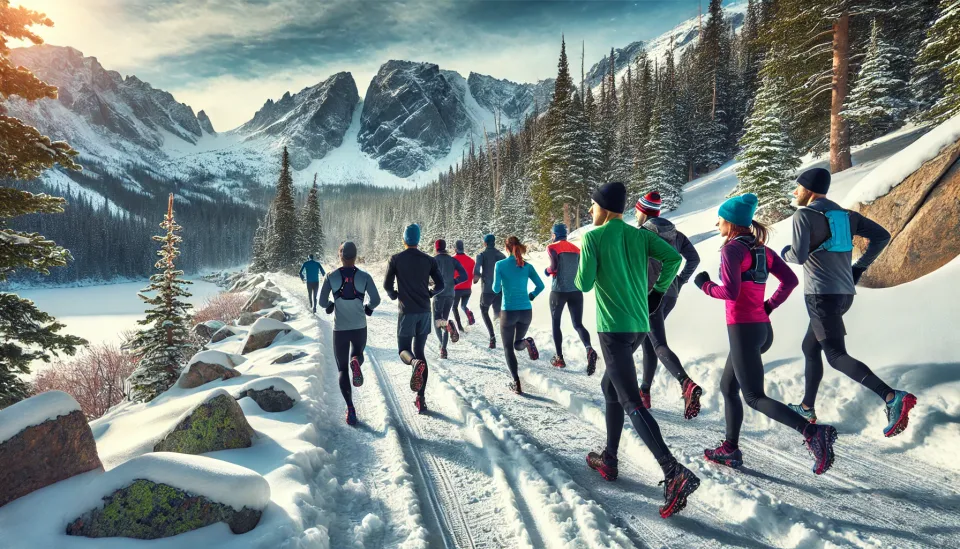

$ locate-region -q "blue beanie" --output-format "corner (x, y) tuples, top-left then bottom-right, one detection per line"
(483, 233), (495, 246)
(718, 194), (759, 227)
(552, 223), (567, 240)
(403, 223), (421, 246)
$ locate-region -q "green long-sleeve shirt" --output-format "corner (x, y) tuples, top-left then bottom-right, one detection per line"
(575, 218), (682, 333)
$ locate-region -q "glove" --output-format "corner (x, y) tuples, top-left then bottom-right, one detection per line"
(648, 290), (664, 314)
(544, 268), (551, 278)
(528, 292), (536, 301)
(387, 290), (398, 300)
(852, 266), (867, 285)
(324, 303), (335, 315)
(694, 271), (711, 289)
(780, 245), (791, 260)
(763, 301), (773, 316)
(364, 305), (374, 316)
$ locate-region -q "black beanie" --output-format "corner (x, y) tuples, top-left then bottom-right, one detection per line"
(797, 167), (831, 195)
(592, 182), (627, 214)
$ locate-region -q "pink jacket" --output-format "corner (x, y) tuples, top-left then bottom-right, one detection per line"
(701, 239), (798, 325)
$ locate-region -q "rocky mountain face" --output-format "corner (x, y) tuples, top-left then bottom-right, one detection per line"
(467, 72), (555, 121)
(237, 72), (359, 170)
(358, 61), (473, 177)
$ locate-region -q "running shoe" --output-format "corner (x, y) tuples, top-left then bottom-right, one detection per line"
(439, 347), (448, 360)
(550, 355), (566, 368)
(803, 423), (838, 475)
(586, 347), (598, 376)
(346, 406), (358, 426)
(510, 379), (523, 395)
(884, 390), (917, 437)
(410, 359), (427, 392)
(414, 394), (427, 414)
(586, 449), (618, 481)
(658, 464), (700, 518)
(466, 309), (476, 325)
(639, 388), (652, 410)
(488, 338), (497, 349)
(787, 403), (817, 424)
(525, 337), (539, 360)
(682, 379), (703, 420)
(704, 440), (743, 468)
(350, 356), (364, 387)
(446, 320), (460, 343)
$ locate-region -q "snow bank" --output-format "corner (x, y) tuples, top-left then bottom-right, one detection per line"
(90, 452), (270, 511)
(235, 376), (300, 402)
(844, 113), (960, 206)
(186, 349), (247, 369)
(248, 317), (293, 335)
(0, 391), (81, 445)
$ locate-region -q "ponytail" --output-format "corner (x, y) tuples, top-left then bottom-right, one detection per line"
(505, 235), (527, 267)
(723, 220), (771, 247)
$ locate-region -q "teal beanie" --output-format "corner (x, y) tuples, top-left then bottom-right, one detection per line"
(403, 223), (421, 246)
(718, 194), (759, 227)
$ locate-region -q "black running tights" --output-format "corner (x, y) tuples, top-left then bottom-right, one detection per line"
(640, 295), (688, 391)
(499, 309), (531, 381)
(333, 328), (367, 407)
(549, 291), (592, 357)
(800, 324), (893, 408)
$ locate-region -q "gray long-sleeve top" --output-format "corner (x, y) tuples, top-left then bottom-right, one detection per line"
(319, 267), (381, 331)
(781, 197), (891, 295)
(643, 218), (700, 298)
(433, 252), (469, 298)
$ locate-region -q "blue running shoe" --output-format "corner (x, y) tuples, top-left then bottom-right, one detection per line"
(704, 440), (743, 468)
(789, 403), (818, 424)
(803, 424), (837, 475)
(346, 406), (358, 426)
(884, 391), (917, 438)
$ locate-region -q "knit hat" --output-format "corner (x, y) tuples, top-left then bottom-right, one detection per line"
(403, 223), (421, 246)
(339, 241), (357, 260)
(455, 239), (465, 253)
(483, 233), (496, 246)
(592, 182), (628, 214)
(797, 167), (831, 195)
(718, 193), (759, 227)
(636, 191), (662, 217)
(434, 239), (447, 253)
(552, 223), (568, 240)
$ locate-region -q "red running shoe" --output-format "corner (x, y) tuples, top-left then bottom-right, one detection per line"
(586, 450), (618, 481)
(704, 440), (743, 468)
(346, 406), (358, 426)
(640, 388), (652, 410)
(466, 308), (476, 325)
(682, 379), (702, 419)
(446, 320), (460, 343)
(658, 464), (700, 518)
(410, 359), (427, 392)
(525, 337), (539, 360)
(350, 356), (363, 387)
(414, 394), (427, 414)
(550, 355), (566, 368)
(488, 338), (497, 349)
(439, 347), (448, 359)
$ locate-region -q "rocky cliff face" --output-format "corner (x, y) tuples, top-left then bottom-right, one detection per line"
(359, 61), (472, 177)
(237, 72), (359, 170)
(197, 110), (216, 134)
(467, 72), (554, 121)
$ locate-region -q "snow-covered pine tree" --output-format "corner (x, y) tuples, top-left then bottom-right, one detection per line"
(126, 194), (194, 403)
(299, 176), (325, 260)
(250, 221), (268, 273)
(843, 19), (909, 143)
(0, 3), (85, 407)
(734, 72), (801, 223)
(915, 0), (960, 122)
(266, 147), (299, 273)
(639, 90), (685, 210)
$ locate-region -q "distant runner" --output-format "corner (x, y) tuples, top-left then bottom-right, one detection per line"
(543, 222), (597, 373)
(474, 234), (507, 349)
(432, 239), (469, 359)
(451, 240), (476, 332)
(299, 254), (326, 313)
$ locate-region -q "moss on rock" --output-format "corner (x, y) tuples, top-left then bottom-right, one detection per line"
(153, 394), (254, 454)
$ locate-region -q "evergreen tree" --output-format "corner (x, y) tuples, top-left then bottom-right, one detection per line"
(844, 20), (909, 143)
(299, 175), (325, 260)
(1, 1), (85, 407)
(734, 73), (802, 223)
(126, 194), (194, 403)
(250, 220), (268, 273)
(639, 92), (685, 210)
(266, 147), (299, 272)
(916, 0), (960, 122)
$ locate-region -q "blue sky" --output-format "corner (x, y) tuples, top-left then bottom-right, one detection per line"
(17, 0), (706, 130)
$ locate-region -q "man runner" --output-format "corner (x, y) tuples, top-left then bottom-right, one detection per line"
(299, 254), (325, 313)
(543, 222), (597, 373)
(474, 234), (506, 349)
(432, 239), (468, 359)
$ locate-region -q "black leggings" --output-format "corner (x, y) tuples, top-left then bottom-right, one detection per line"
(721, 323), (809, 445)
(480, 292), (502, 339)
(640, 295), (689, 391)
(433, 296), (454, 349)
(499, 310), (532, 381)
(398, 319), (429, 397)
(306, 281), (320, 309)
(333, 328), (366, 407)
(598, 332), (672, 462)
(801, 324), (893, 407)
(452, 291), (472, 330)
(549, 291), (592, 357)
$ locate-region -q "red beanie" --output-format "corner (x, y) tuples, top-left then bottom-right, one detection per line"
(636, 191), (662, 217)
(434, 239), (446, 252)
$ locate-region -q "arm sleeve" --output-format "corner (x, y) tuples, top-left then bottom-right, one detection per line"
(453, 260), (468, 285)
(383, 257), (397, 295)
(648, 233), (682, 293)
(702, 243), (744, 301)
(429, 259), (445, 296)
(319, 263), (326, 277)
(492, 262), (503, 294)
(766, 250), (798, 309)
(365, 273), (381, 310)
(318, 276), (333, 308)
(677, 233), (701, 284)
(575, 234), (597, 292)
(782, 211), (813, 265)
(473, 254), (483, 284)
(298, 263), (306, 278)
(529, 264), (545, 297)
(851, 212), (891, 269)
(546, 247), (559, 276)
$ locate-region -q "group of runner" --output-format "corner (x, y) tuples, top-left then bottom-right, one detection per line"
(302, 167), (917, 519)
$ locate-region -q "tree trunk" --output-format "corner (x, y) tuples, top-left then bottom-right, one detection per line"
(688, 161), (695, 182)
(830, 10), (852, 173)
(563, 202), (572, 229)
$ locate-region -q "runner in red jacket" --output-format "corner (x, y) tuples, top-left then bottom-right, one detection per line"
(452, 240), (476, 331)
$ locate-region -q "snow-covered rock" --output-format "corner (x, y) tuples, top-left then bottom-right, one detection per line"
(0, 392), (102, 507)
(177, 350), (245, 389)
(272, 351), (307, 364)
(192, 319), (226, 341)
(235, 377), (300, 413)
(242, 287), (282, 313)
(466, 72), (554, 122)
(211, 324), (240, 343)
(240, 318), (301, 354)
(153, 391), (254, 454)
(196, 109), (216, 135)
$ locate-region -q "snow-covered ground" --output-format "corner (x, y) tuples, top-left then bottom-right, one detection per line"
(3, 125), (959, 548)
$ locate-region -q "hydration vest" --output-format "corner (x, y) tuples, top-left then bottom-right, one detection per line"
(334, 267), (364, 300)
(810, 209), (854, 253)
(729, 235), (768, 284)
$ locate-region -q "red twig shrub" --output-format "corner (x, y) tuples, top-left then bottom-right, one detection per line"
(192, 292), (248, 325)
(32, 342), (137, 419)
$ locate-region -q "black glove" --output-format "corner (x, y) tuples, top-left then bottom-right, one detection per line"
(528, 292), (536, 301)
(324, 303), (335, 315)
(648, 290), (665, 314)
(852, 266), (867, 285)
(780, 245), (791, 260)
(694, 271), (711, 289)
(364, 305), (374, 316)
(387, 290), (398, 301)
(544, 268), (551, 278)
(763, 301), (773, 316)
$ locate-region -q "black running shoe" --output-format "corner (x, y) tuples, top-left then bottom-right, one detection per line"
(586, 347), (598, 376)
(525, 337), (539, 360)
(488, 338), (497, 349)
(509, 379), (523, 395)
(350, 356), (363, 387)
(410, 359), (427, 392)
(658, 464), (700, 518)
(586, 450), (618, 481)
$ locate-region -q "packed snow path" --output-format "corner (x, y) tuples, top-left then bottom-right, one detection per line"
(277, 275), (960, 549)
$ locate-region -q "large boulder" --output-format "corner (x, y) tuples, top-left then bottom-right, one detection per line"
(242, 287), (282, 313)
(211, 325), (239, 343)
(264, 308), (287, 322)
(237, 311), (259, 326)
(153, 391), (254, 454)
(240, 318), (302, 355)
(272, 351), (307, 364)
(0, 391), (102, 507)
(235, 377), (300, 413)
(849, 121), (960, 288)
(192, 320), (225, 342)
(65, 453), (269, 539)
(176, 350), (246, 389)
(230, 274), (263, 293)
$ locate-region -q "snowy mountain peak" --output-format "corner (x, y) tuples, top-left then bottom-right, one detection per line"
(197, 110), (215, 135)
(466, 72), (554, 122)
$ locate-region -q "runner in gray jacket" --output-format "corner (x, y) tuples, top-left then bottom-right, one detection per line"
(432, 239), (468, 358)
(318, 241), (380, 425)
(782, 168), (915, 438)
(474, 234), (507, 348)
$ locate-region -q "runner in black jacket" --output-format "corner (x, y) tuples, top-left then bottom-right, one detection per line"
(474, 234), (507, 348)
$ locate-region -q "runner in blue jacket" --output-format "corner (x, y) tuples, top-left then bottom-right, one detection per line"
(492, 236), (545, 394)
(299, 254), (326, 313)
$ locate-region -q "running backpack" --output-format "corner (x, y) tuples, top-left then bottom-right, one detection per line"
(810, 209), (853, 253)
(731, 235), (768, 284)
(334, 267), (364, 300)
